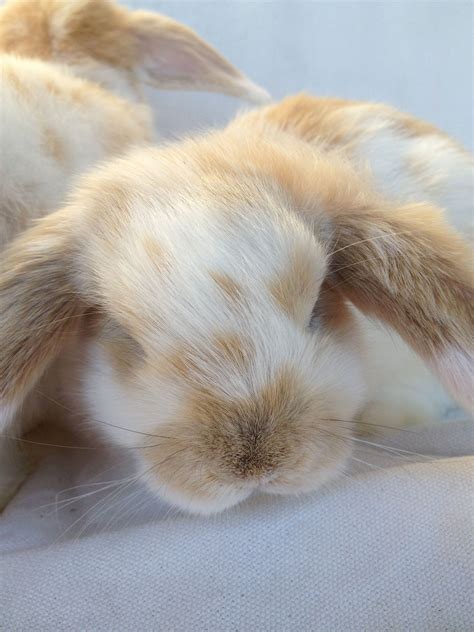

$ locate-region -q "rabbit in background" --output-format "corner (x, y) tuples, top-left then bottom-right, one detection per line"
(0, 0), (268, 246)
(1, 93), (472, 515)
(0, 0), (268, 505)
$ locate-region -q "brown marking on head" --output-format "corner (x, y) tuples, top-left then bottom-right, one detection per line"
(269, 250), (317, 323)
(2, 64), (30, 101)
(43, 76), (92, 107)
(142, 236), (167, 266)
(42, 123), (66, 163)
(213, 332), (255, 370)
(162, 351), (192, 381)
(210, 270), (243, 304)
(158, 345), (202, 383)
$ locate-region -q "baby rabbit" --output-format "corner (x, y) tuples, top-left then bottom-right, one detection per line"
(1, 95), (472, 514)
(0, 0), (268, 246)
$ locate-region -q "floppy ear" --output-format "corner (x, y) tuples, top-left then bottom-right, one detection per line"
(326, 202), (473, 410)
(0, 213), (86, 421)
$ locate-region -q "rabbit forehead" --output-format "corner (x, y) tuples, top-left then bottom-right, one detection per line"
(74, 148), (329, 340)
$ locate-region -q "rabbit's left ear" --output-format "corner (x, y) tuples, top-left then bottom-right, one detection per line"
(0, 210), (87, 424)
(325, 202), (473, 410)
(129, 11), (270, 103)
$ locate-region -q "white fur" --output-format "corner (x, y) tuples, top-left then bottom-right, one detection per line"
(82, 191), (366, 438)
(0, 56), (152, 246)
(81, 198), (367, 513)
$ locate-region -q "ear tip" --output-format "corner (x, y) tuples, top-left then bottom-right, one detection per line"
(235, 77), (272, 104)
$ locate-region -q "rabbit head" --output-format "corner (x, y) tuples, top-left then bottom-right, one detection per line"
(1, 115), (472, 514)
(0, 0), (268, 103)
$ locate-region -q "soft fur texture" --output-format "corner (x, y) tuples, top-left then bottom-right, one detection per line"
(0, 0), (268, 245)
(1, 96), (472, 514)
(0, 0), (268, 504)
(245, 95), (474, 429)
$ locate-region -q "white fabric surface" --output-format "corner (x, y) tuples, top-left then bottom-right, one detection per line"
(2, 420), (473, 630)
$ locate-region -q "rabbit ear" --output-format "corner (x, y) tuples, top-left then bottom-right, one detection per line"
(0, 213), (86, 422)
(50, 0), (268, 102)
(0, 0), (268, 102)
(326, 202), (473, 409)
(128, 11), (269, 103)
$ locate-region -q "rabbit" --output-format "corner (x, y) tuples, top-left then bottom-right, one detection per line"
(1, 95), (472, 515)
(244, 95), (473, 431)
(0, 0), (268, 247)
(0, 0), (268, 505)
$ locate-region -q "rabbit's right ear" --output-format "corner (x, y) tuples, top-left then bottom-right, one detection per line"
(0, 212), (86, 424)
(323, 202), (474, 410)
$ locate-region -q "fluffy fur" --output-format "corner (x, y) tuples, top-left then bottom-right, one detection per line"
(1, 99), (472, 514)
(0, 0), (268, 505)
(244, 95), (474, 427)
(0, 0), (268, 245)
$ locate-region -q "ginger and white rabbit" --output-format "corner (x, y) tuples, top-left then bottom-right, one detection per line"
(0, 0), (268, 246)
(0, 0), (267, 504)
(1, 95), (472, 514)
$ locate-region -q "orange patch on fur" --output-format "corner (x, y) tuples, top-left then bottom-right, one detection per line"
(0, 0), (136, 68)
(2, 64), (30, 100)
(210, 271), (243, 303)
(143, 236), (166, 265)
(159, 346), (201, 382)
(42, 124), (66, 163)
(213, 333), (254, 370)
(250, 93), (464, 155)
(269, 247), (319, 323)
(0, 0), (52, 59)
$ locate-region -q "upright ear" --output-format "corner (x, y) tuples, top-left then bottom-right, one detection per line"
(0, 213), (86, 423)
(0, 0), (268, 101)
(45, 0), (269, 102)
(326, 202), (473, 410)
(128, 10), (270, 102)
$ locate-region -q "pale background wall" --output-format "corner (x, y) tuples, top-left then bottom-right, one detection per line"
(125, 0), (473, 149)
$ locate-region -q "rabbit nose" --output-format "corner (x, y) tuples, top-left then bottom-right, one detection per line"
(231, 452), (279, 483)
